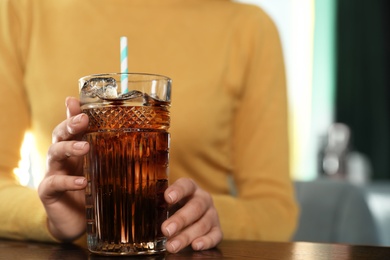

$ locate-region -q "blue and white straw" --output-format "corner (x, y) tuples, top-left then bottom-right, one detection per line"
(120, 36), (128, 94)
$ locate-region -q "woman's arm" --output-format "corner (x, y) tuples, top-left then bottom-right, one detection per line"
(213, 6), (298, 241)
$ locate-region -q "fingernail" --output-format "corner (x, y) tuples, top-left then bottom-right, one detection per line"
(73, 141), (87, 150)
(167, 191), (178, 203)
(165, 222), (177, 237)
(65, 97), (72, 118)
(65, 97), (70, 108)
(75, 178), (86, 185)
(72, 114), (83, 124)
(169, 240), (181, 253)
(194, 241), (204, 251)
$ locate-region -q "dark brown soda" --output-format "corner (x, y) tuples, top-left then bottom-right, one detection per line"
(83, 104), (169, 254)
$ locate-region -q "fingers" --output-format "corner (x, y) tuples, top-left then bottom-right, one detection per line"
(38, 97), (89, 242)
(46, 141), (89, 173)
(52, 113), (89, 143)
(38, 174), (87, 201)
(163, 190), (210, 237)
(53, 97), (87, 143)
(162, 178), (223, 253)
(37, 173), (87, 241)
(189, 218), (223, 251)
(65, 96), (82, 118)
(165, 207), (222, 253)
(164, 178), (197, 205)
(47, 97), (89, 173)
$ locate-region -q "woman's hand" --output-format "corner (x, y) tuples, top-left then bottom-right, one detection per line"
(38, 97), (89, 242)
(162, 178), (223, 253)
(38, 97), (223, 251)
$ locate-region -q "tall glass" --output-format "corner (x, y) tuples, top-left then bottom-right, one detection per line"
(79, 73), (171, 255)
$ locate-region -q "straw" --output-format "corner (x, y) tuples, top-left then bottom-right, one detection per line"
(120, 36), (128, 94)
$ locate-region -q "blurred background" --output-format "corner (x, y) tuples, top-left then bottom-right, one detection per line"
(234, 0), (390, 247)
(236, 0), (390, 183)
(13, 0), (390, 247)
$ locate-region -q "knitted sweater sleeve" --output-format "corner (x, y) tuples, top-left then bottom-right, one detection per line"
(0, 0), (56, 242)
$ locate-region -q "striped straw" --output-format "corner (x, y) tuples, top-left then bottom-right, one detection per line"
(120, 36), (128, 94)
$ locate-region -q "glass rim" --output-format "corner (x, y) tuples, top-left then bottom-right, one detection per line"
(79, 72), (172, 83)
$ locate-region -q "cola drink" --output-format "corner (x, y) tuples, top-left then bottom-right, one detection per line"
(79, 73), (171, 255)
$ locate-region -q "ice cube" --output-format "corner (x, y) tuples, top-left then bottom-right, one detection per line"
(143, 93), (170, 106)
(97, 84), (118, 99)
(81, 77), (118, 98)
(117, 90), (143, 100)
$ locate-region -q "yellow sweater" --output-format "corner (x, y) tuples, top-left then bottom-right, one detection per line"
(0, 0), (298, 243)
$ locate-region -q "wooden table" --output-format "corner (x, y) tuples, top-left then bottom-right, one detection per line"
(1, 239), (389, 259)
